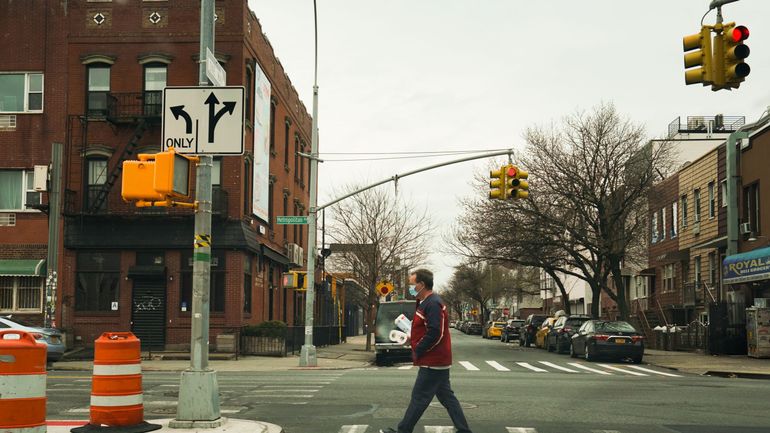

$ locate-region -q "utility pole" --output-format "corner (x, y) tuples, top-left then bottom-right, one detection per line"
(171, 0), (221, 426)
(300, 0), (320, 367)
(45, 142), (63, 329)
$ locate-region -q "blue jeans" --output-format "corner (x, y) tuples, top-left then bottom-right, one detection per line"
(397, 367), (472, 433)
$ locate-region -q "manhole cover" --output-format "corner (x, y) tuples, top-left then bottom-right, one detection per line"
(429, 401), (476, 410)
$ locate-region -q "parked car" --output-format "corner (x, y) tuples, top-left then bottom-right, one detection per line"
(546, 315), (592, 353)
(519, 314), (548, 347)
(374, 300), (415, 366)
(458, 321), (468, 333)
(535, 317), (557, 349)
(0, 316), (65, 362)
(570, 320), (644, 363)
(466, 322), (482, 335)
(501, 319), (525, 343)
(449, 320), (457, 328)
(483, 320), (507, 339)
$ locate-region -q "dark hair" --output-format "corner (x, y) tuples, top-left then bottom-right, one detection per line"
(411, 268), (433, 289)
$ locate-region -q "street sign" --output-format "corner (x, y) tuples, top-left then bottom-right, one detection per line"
(162, 86), (244, 155)
(376, 281), (394, 296)
(276, 216), (308, 225)
(205, 48), (226, 86)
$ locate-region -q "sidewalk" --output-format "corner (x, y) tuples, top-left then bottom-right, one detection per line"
(50, 334), (375, 372)
(644, 349), (770, 378)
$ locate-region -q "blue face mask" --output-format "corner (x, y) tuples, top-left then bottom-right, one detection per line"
(408, 284), (420, 297)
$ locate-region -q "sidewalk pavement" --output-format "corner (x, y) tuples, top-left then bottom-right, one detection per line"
(50, 334), (375, 372)
(644, 349), (770, 378)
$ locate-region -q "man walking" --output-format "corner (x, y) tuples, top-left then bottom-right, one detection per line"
(380, 268), (473, 433)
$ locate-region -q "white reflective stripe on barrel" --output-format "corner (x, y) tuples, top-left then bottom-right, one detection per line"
(6, 425), (47, 433)
(0, 374), (46, 399)
(90, 393), (143, 407)
(92, 363), (142, 376)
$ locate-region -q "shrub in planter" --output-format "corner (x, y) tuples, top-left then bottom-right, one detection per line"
(242, 320), (287, 338)
(241, 321), (287, 356)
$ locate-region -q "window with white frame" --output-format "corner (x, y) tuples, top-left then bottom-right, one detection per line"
(0, 73), (43, 113)
(694, 188), (701, 223)
(663, 264), (675, 292)
(721, 180), (727, 207)
(0, 276), (43, 312)
(672, 200), (678, 238)
(661, 207), (667, 240)
(681, 194), (688, 227)
(708, 181), (716, 218)
(694, 256), (702, 287)
(0, 170), (41, 211)
(651, 212), (658, 243)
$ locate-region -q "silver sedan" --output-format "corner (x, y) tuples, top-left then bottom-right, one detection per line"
(0, 316), (65, 361)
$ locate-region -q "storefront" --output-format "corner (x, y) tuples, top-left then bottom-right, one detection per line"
(723, 245), (770, 303)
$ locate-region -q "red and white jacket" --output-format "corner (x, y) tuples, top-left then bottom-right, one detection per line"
(411, 293), (452, 367)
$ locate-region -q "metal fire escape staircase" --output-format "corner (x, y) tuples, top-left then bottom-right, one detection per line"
(87, 119), (148, 213)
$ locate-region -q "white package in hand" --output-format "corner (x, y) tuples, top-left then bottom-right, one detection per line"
(389, 330), (408, 345)
(395, 314), (412, 334)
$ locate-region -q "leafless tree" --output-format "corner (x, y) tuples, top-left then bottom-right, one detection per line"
(325, 185), (432, 351)
(448, 262), (515, 322)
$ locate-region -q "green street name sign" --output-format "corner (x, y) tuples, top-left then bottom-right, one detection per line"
(276, 216), (308, 225)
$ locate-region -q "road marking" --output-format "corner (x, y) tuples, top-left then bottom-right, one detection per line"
(486, 361), (510, 371)
(339, 426), (368, 433)
(538, 361), (579, 373)
(425, 426), (455, 432)
(246, 394), (315, 398)
(626, 365), (682, 377)
(47, 388), (90, 392)
(66, 408), (90, 413)
(144, 400), (178, 406)
(597, 364), (647, 376)
(515, 362), (547, 372)
(507, 428), (538, 433)
(568, 363), (613, 375)
(398, 365), (414, 370)
(251, 389), (319, 393)
(458, 361), (479, 371)
(590, 430), (622, 433)
(261, 385), (323, 388)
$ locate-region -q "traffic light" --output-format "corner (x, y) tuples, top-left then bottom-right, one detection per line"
(153, 148), (195, 200)
(121, 161), (164, 202)
(683, 26), (713, 86)
(489, 166), (507, 200)
(282, 271), (308, 290)
(721, 23), (750, 89)
(121, 147), (197, 204)
(506, 165), (529, 200)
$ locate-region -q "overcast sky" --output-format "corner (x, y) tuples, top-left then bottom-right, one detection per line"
(247, 0), (770, 291)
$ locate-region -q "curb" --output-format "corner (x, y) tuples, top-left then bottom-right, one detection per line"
(703, 370), (770, 380)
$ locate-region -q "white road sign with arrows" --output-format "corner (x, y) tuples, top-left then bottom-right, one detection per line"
(162, 86), (244, 155)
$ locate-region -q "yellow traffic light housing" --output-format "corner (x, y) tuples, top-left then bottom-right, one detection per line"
(683, 26), (713, 86)
(505, 165), (529, 200)
(489, 167), (507, 200)
(720, 22), (750, 89)
(154, 148), (195, 200)
(283, 271), (308, 290)
(121, 147), (198, 207)
(121, 160), (164, 202)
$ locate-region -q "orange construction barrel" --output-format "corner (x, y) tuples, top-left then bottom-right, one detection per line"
(0, 330), (48, 433)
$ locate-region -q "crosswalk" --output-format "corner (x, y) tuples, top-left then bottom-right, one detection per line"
(338, 426), (631, 432)
(381, 361), (681, 377)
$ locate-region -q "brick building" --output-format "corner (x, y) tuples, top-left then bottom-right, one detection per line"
(1, 0), (323, 350)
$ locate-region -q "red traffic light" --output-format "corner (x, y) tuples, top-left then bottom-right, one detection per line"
(731, 25), (749, 43)
(506, 166), (517, 178)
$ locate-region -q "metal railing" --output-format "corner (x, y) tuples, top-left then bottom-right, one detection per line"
(240, 325), (347, 357)
(668, 115), (746, 137)
(105, 92), (163, 121)
(655, 298), (670, 327)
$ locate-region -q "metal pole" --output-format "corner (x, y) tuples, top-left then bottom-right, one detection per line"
(172, 0), (221, 425)
(45, 142), (63, 329)
(300, 0), (320, 367)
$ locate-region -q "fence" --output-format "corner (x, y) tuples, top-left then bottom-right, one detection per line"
(671, 321), (708, 351)
(240, 325), (347, 357)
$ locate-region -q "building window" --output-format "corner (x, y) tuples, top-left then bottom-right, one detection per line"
(294, 134), (300, 182)
(708, 181), (716, 218)
(693, 188), (701, 223)
(681, 194), (688, 227)
(744, 182), (760, 234)
(709, 252), (717, 285)
(0, 276), (43, 312)
(661, 207), (666, 241)
(663, 264), (674, 292)
(721, 180), (727, 208)
(0, 73), (43, 113)
(269, 100), (276, 154)
(651, 212), (658, 244)
(87, 64), (111, 116)
(694, 256), (702, 287)
(672, 200), (678, 238)
(244, 256), (252, 314)
(180, 250), (225, 312)
(0, 170), (41, 211)
(299, 141), (305, 186)
(86, 159), (108, 211)
(283, 195), (288, 239)
(212, 158), (222, 186)
(75, 252), (120, 311)
(245, 67), (253, 124)
(143, 64), (166, 116)
(243, 159), (251, 215)
(284, 118), (291, 166)
(268, 179), (274, 227)
(293, 204), (298, 243)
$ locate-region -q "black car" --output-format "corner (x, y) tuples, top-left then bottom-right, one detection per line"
(466, 322), (482, 335)
(501, 319), (525, 343)
(546, 315), (592, 353)
(519, 314), (547, 347)
(570, 320), (644, 363)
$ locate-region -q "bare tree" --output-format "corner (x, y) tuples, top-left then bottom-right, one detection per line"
(448, 262), (514, 322)
(325, 185), (432, 351)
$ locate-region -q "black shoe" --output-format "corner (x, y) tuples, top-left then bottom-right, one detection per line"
(378, 429), (398, 433)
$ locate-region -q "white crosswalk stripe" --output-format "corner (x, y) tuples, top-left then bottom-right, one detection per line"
(336, 426), (544, 433)
(339, 426), (369, 433)
(486, 360), (511, 371)
(626, 365), (682, 377)
(425, 426), (455, 433)
(538, 361), (579, 373)
(597, 364), (648, 376)
(459, 361), (480, 371)
(398, 365), (414, 370)
(568, 362), (614, 375)
(516, 362), (548, 372)
(506, 428), (538, 433)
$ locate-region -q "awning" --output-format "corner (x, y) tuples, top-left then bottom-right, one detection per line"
(723, 246), (770, 285)
(692, 236), (727, 250)
(260, 244), (290, 266)
(0, 259), (46, 276)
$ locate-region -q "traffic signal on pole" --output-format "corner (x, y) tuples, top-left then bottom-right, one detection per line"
(683, 26), (713, 86)
(506, 165), (529, 200)
(283, 271), (308, 290)
(489, 166), (507, 200)
(721, 23), (750, 89)
(121, 147), (197, 203)
(121, 160), (165, 202)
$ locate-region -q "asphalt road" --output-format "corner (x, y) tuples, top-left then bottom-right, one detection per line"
(47, 329), (770, 433)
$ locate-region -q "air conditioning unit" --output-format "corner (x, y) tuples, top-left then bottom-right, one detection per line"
(287, 243), (304, 267)
(740, 222), (752, 235)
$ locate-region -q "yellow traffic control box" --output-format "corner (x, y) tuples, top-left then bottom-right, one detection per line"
(121, 161), (164, 202)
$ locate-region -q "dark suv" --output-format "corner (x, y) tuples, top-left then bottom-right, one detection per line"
(466, 322), (482, 335)
(501, 319), (525, 343)
(519, 314), (548, 347)
(546, 314), (592, 353)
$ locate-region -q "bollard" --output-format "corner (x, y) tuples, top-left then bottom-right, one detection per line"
(71, 332), (160, 433)
(0, 330), (47, 433)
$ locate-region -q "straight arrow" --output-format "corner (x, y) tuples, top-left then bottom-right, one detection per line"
(205, 92), (236, 143)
